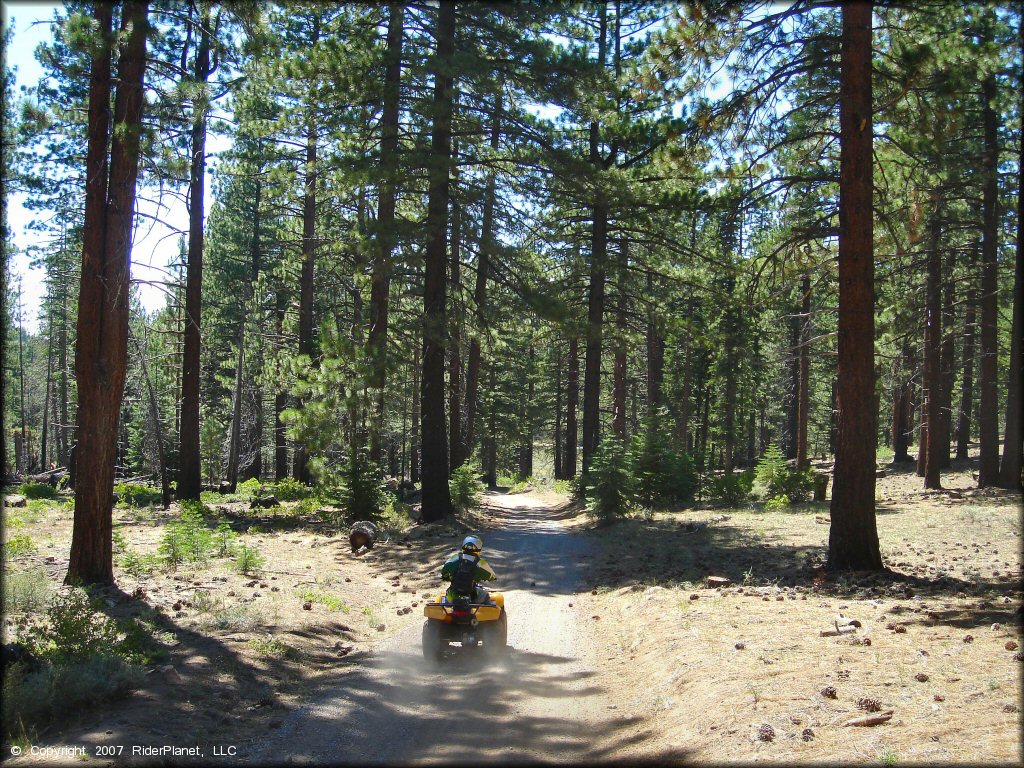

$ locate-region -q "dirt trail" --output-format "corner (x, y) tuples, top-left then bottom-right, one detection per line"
(243, 491), (656, 765)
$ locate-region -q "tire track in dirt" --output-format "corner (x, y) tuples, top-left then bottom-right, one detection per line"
(243, 492), (658, 765)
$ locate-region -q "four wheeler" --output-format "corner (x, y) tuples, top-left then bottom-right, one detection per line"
(421, 590), (507, 662)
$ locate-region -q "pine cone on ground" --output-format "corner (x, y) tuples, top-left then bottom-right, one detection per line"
(857, 697), (882, 712)
(801, 728), (815, 741)
(757, 724), (775, 742)
(821, 685), (837, 699)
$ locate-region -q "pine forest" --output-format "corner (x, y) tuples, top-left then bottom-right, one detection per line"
(0, 2), (1021, 763)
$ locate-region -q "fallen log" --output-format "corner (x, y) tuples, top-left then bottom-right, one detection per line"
(842, 710), (893, 727)
(349, 520), (380, 551)
(820, 624), (858, 637)
(27, 467), (68, 485)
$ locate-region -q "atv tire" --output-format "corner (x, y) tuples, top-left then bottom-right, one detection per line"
(422, 620), (444, 663)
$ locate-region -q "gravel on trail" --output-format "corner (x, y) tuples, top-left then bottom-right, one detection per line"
(244, 492), (653, 765)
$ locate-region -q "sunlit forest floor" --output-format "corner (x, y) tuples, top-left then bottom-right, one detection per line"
(584, 457), (1022, 763)
(2, 451), (1021, 764)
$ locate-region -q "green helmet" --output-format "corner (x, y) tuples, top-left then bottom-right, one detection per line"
(462, 535), (482, 554)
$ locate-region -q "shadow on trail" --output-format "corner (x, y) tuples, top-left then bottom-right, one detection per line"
(256, 642), (680, 765)
(363, 492), (594, 598)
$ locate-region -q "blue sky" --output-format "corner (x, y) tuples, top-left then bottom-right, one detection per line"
(3, 1), (218, 333)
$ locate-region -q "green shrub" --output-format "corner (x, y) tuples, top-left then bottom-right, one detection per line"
(234, 544), (265, 575)
(237, 477), (262, 497)
(754, 444), (789, 496)
(377, 498), (411, 535)
(3, 568), (50, 613)
(113, 482), (162, 508)
(765, 494), (790, 512)
(754, 444), (815, 502)
(449, 462), (485, 513)
(300, 590), (349, 612)
(629, 422), (697, 506)
(3, 533), (36, 557)
(585, 437), (636, 524)
(25, 589), (122, 664)
(568, 474), (585, 501)
(2, 653), (142, 738)
(214, 521), (237, 557)
(317, 450), (387, 521)
(777, 468), (816, 503)
(159, 505), (214, 566)
(118, 551), (162, 577)
(709, 470), (754, 506)
(247, 637), (301, 659)
(268, 477), (311, 502)
(18, 482), (57, 500)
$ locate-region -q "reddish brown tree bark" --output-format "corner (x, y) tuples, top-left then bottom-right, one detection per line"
(177, 3), (211, 502)
(368, 3), (404, 464)
(68, 1), (149, 585)
(611, 244), (627, 439)
(562, 336), (579, 477)
(464, 86), (502, 460)
(828, 1), (882, 571)
(997, 30), (1023, 490)
(582, 3), (609, 474)
(956, 255), (977, 460)
(977, 71), (1000, 487)
(923, 191), (943, 489)
(796, 271), (812, 470)
(419, 0), (456, 521)
(293, 100), (319, 484)
(449, 107), (464, 470)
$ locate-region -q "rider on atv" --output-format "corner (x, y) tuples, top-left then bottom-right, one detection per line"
(441, 535), (496, 604)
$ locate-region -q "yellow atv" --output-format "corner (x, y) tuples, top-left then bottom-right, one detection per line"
(422, 591), (508, 661)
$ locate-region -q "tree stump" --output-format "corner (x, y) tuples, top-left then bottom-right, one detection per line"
(350, 521), (380, 551)
(812, 472), (829, 501)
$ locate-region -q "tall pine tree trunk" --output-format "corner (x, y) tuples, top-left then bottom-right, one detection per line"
(274, 289), (288, 480)
(956, 247), (977, 459)
(796, 271), (811, 470)
(484, 363), (497, 488)
(68, 1), (149, 585)
(646, 270), (664, 427)
(828, 1), (882, 571)
(582, 4), (609, 474)
(133, 331), (170, 507)
(977, 71), (1000, 486)
(612, 244), (627, 439)
(998, 38), (1023, 489)
(225, 323), (245, 492)
(58, 283), (69, 467)
(938, 252), (955, 469)
(293, 109), (318, 484)
(41, 308), (54, 469)
(892, 341), (913, 462)
(419, 0), (456, 521)
(554, 346), (563, 479)
(563, 336), (579, 477)
(177, 3), (211, 502)
(449, 113), (464, 470)
(368, 3), (404, 464)
(923, 190), (943, 489)
(411, 345), (420, 485)
(464, 86), (501, 459)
